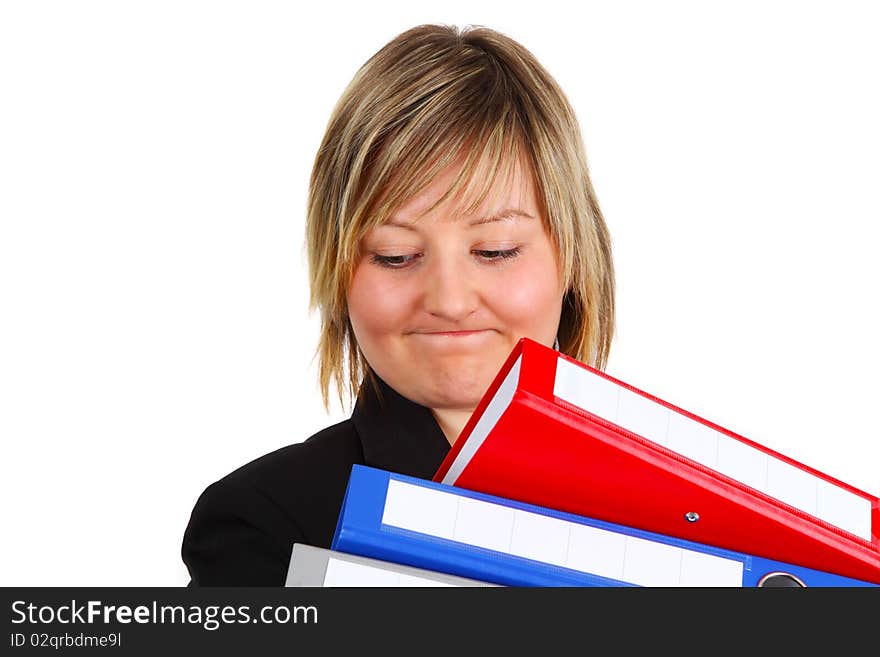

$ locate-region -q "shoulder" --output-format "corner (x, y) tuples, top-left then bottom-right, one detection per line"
(222, 417), (363, 494)
(182, 418), (365, 586)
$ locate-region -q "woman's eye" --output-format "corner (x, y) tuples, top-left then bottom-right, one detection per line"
(369, 248), (521, 269)
(370, 253), (419, 268)
(473, 247), (521, 261)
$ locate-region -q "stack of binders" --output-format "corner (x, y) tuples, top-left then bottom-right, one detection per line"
(288, 338), (880, 587)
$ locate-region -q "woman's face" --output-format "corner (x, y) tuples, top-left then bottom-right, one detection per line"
(347, 157), (564, 413)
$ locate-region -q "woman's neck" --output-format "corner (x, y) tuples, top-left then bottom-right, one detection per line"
(430, 407), (474, 446)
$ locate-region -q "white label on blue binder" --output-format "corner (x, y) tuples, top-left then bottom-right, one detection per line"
(382, 480), (744, 586)
(382, 480), (459, 539)
(622, 535), (686, 587)
(553, 357), (873, 542)
(453, 496), (516, 553)
(680, 550), (742, 586)
(509, 509), (572, 565)
(566, 523), (627, 581)
(324, 558), (457, 587)
(442, 355), (523, 484)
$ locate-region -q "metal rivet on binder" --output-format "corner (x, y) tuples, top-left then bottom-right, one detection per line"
(684, 511), (700, 523)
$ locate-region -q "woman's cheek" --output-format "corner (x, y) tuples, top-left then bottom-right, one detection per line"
(349, 265), (419, 333)
(486, 261), (560, 316)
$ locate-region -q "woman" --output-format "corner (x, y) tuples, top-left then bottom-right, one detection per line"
(182, 23), (615, 586)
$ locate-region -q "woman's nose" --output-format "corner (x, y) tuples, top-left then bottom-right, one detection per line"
(420, 254), (478, 321)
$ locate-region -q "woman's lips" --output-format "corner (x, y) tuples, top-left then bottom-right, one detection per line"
(417, 330), (489, 337)
(408, 330), (496, 353)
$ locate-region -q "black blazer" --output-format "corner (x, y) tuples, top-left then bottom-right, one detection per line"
(181, 377), (451, 586)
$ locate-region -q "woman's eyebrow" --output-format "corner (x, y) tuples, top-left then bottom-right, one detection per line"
(383, 207), (535, 229)
(468, 208), (535, 226)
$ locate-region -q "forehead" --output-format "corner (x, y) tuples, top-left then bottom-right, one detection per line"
(387, 153), (538, 226)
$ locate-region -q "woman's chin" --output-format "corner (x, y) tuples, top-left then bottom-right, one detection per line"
(418, 378), (491, 412)
(418, 352), (507, 397)
(379, 356), (503, 411)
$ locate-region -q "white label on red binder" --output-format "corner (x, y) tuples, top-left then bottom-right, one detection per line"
(553, 356), (873, 542)
(381, 479), (744, 587)
(442, 354), (523, 485)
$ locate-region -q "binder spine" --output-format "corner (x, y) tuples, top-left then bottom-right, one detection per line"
(333, 522), (631, 587)
(336, 466), (878, 587)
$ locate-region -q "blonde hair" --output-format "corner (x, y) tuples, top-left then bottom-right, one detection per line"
(306, 24), (615, 410)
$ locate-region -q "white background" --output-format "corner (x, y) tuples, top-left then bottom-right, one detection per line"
(1, 1), (877, 586)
